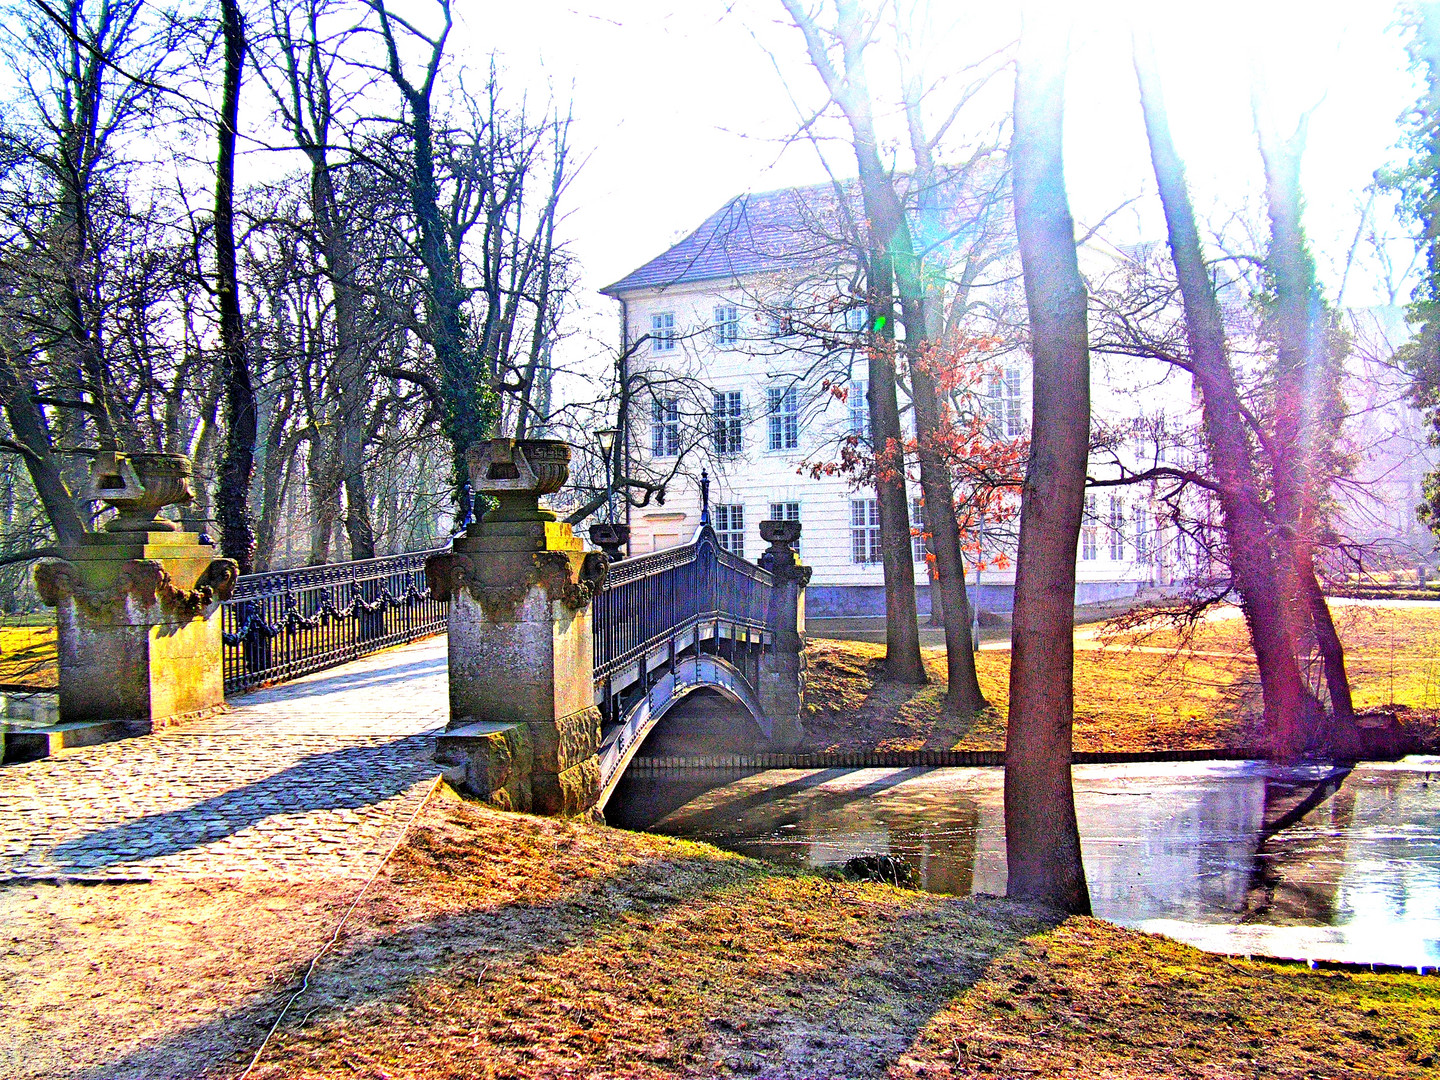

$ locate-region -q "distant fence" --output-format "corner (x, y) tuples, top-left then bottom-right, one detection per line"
(221, 549), (448, 694)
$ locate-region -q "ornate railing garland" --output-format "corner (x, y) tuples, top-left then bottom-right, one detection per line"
(221, 547), (448, 694)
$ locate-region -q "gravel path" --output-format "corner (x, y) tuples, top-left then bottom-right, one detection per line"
(0, 636), (448, 882)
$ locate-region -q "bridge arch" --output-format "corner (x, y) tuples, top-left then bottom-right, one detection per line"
(595, 652), (769, 811)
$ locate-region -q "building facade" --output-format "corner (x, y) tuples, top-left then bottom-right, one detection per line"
(600, 183), (1196, 617)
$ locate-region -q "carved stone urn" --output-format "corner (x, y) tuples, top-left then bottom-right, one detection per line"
(83, 451), (196, 533)
(467, 438), (570, 524)
(588, 522), (629, 561)
(759, 519), (802, 549)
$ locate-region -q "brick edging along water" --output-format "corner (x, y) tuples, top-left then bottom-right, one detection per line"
(625, 747), (1258, 772)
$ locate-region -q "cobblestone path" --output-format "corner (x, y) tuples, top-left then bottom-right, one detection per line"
(0, 636), (448, 881)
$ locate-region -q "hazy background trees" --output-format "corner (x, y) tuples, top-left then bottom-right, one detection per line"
(0, 0), (585, 606)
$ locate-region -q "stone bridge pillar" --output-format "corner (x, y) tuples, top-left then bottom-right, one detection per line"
(428, 439), (608, 817)
(34, 452), (238, 730)
(758, 520), (809, 750)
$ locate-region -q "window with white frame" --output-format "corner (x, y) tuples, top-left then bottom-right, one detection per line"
(713, 390), (743, 456)
(910, 497), (930, 564)
(848, 380), (871, 440)
(650, 312), (676, 351)
(844, 304), (869, 332)
(1109, 495), (1126, 560)
(651, 397), (679, 457)
(768, 385), (800, 451)
(713, 305), (739, 346)
(768, 304), (794, 339)
(714, 503), (744, 557)
(851, 499), (883, 564)
(769, 500), (800, 553)
(1081, 493), (1098, 561)
(1134, 505), (1151, 561)
(985, 367), (1023, 438)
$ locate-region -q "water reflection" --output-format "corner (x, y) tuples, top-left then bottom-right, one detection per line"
(610, 757), (1440, 967)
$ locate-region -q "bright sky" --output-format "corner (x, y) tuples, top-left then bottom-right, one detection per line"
(456, 0), (1419, 341)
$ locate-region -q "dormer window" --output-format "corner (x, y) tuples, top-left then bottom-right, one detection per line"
(651, 312), (676, 351)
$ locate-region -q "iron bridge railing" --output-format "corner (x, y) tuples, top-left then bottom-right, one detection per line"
(222, 548), (449, 694)
(592, 525), (773, 687)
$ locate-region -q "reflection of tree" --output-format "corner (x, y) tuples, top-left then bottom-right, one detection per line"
(896, 805), (980, 897)
(634, 766), (987, 897)
(1241, 769), (1355, 924)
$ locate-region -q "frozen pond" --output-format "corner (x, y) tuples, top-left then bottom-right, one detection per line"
(610, 757), (1440, 968)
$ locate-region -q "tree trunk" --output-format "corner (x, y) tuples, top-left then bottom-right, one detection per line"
(788, 0), (926, 683)
(866, 288), (927, 685)
(0, 365), (86, 546)
(214, 0), (256, 574)
(1258, 107), (1354, 739)
(307, 436), (340, 566)
(313, 166), (376, 561)
(1302, 563), (1355, 721)
(911, 354), (987, 711)
(1004, 17), (1092, 915)
(372, 0), (493, 508)
(1134, 40), (1312, 759)
(894, 37), (985, 706)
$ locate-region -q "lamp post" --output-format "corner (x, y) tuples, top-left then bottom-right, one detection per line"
(589, 427), (627, 561)
(596, 427), (618, 523)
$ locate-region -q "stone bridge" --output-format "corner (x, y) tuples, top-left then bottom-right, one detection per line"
(31, 438), (808, 820)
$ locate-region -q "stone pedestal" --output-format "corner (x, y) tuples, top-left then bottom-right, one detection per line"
(34, 532), (238, 729)
(758, 520), (810, 751)
(428, 438), (608, 816)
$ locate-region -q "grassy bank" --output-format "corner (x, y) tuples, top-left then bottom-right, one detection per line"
(0, 625), (56, 689)
(213, 792), (1436, 1079)
(803, 603), (1440, 754)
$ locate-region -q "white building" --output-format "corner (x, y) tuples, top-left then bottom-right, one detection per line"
(600, 182), (1198, 617)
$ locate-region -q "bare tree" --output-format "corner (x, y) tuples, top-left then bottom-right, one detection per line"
(1255, 106), (1357, 735)
(0, 0), (187, 547)
(781, 0), (926, 685)
(1004, 14), (1090, 915)
(367, 0), (493, 507)
(1132, 37), (1312, 758)
(214, 0), (256, 572)
(259, 0), (379, 559)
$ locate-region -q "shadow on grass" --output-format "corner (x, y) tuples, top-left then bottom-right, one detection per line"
(69, 805), (1056, 1080)
(803, 643), (998, 753)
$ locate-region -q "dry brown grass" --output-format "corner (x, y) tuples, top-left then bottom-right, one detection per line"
(803, 602), (1440, 754)
(896, 917), (1440, 1079)
(7, 790), (1435, 1079)
(0, 625), (57, 689)
(231, 794), (1439, 1080)
(244, 789), (1053, 1080)
(803, 637), (1257, 754)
